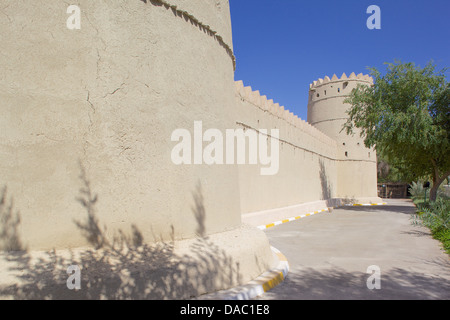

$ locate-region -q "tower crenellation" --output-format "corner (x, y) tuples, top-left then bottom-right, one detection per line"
(309, 72), (373, 104)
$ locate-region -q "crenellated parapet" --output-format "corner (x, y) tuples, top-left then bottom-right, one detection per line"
(309, 73), (373, 103)
(235, 80), (338, 148)
(310, 72), (373, 89)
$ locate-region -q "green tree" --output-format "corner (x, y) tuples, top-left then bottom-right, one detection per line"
(377, 153), (407, 183)
(343, 61), (450, 202)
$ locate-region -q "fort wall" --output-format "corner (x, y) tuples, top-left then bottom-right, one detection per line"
(235, 75), (381, 226)
(0, 1), (274, 280)
(234, 81), (339, 214)
(0, 0), (381, 298)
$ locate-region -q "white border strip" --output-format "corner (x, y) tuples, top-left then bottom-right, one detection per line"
(196, 246), (289, 300)
(344, 202), (387, 206)
(222, 246), (289, 300)
(256, 208), (330, 230)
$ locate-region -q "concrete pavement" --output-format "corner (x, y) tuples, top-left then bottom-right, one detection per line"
(257, 199), (450, 300)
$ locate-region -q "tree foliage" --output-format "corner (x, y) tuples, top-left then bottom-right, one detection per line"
(343, 61), (450, 201)
(377, 153), (408, 183)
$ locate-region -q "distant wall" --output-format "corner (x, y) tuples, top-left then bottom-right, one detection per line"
(234, 77), (381, 223)
(234, 81), (340, 216)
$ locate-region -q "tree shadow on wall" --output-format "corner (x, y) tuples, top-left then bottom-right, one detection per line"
(190, 182), (242, 290)
(192, 182), (206, 238)
(0, 187), (26, 252)
(319, 160), (332, 201)
(0, 166), (241, 300)
(74, 164), (107, 250)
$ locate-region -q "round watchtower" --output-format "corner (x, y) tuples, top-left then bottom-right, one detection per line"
(307, 72), (373, 159)
(307, 73), (381, 203)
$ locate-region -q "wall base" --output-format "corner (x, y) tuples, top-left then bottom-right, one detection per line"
(0, 224), (274, 300)
(242, 197), (385, 228)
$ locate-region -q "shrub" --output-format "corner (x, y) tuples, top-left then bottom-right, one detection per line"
(412, 198), (450, 254)
(409, 180), (424, 199)
(438, 185), (450, 200)
(419, 199), (449, 231)
(433, 228), (450, 254)
(410, 180), (449, 201)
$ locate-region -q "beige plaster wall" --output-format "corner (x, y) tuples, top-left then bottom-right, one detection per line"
(0, 0), (242, 251)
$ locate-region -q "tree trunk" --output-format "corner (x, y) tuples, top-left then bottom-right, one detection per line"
(429, 183), (439, 202)
(430, 171), (450, 202)
(430, 159), (450, 202)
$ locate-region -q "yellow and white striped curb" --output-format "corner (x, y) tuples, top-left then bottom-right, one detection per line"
(196, 246), (289, 300)
(256, 208), (330, 231)
(344, 202), (387, 206)
(225, 246), (289, 300)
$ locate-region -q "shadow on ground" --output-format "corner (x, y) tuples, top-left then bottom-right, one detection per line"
(340, 203), (417, 215)
(0, 163), (241, 300)
(260, 263), (450, 300)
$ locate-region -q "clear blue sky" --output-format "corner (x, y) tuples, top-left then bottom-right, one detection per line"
(229, 0), (450, 121)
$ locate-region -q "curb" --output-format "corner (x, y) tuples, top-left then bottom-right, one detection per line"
(196, 202), (387, 299)
(344, 202), (387, 206)
(256, 202), (388, 231)
(256, 208), (330, 231)
(196, 246), (289, 300)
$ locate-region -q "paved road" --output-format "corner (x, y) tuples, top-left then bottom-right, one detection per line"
(257, 199), (450, 300)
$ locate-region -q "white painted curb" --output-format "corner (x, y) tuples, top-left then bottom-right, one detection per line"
(344, 202), (387, 206)
(196, 246), (289, 300)
(256, 208), (330, 230)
